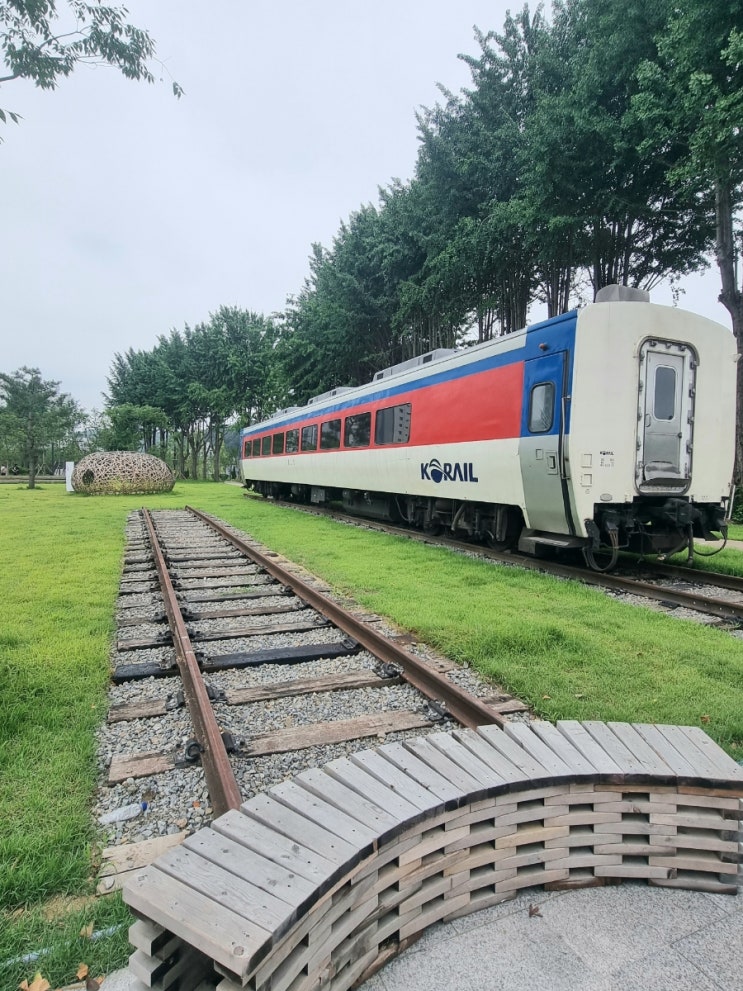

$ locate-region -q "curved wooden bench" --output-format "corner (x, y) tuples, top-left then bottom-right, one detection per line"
(123, 720), (743, 991)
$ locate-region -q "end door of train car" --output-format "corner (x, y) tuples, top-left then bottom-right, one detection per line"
(636, 338), (696, 492)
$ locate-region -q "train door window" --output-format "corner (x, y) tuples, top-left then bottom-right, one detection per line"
(301, 424), (318, 451)
(654, 366), (676, 420)
(252, 438), (261, 457)
(261, 435), (272, 455)
(286, 428), (299, 453)
(272, 432), (285, 455)
(375, 403), (412, 445)
(528, 383), (555, 433)
(243, 439), (251, 458)
(344, 412), (371, 447)
(320, 418), (342, 449)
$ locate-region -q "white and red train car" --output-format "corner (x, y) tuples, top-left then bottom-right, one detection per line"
(240, 286), (736, 569)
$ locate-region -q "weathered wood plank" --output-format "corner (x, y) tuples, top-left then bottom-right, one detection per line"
(124, 866), (269, 980)
(375, 741), (463, 803)
(425, 731), (511, 788)
(108, 752), (174, 784)
(244, 709), (433, 757)
(503, 721), (574, 777)
(402, 737), (485, 794)
(225, 670), (401, 706)
(242, 793), (360, 865)
(476, 724), (549, 780)
(268, 777), (380, 847)
(212, 809), (338, 885)
(108, 699), (170, 722)
(556, 721), (623, 774)
(348, 748), (443, 812)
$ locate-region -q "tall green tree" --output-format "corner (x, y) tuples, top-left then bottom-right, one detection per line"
(634, 0), (743, 473)
(0, 366), (82, 488)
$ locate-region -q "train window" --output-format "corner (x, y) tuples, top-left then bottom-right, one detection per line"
(654, 366), (676, 420)
(252, 438), (261, 457)
(320, 418), (342, 449)
(286, 428), (299, 453)
(261, 435), (272, 455)
(301, 424), (318, 451)
(375, 403), (411, 445)
(272, 432), (285, 454)
(344, 412), (371, 447)
(243, 439), (251, 458)
(528, 383), (554, 433)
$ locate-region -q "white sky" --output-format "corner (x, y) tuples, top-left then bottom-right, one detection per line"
(0, 1), (730, 412)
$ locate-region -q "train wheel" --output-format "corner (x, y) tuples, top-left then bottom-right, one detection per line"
(486, 507), (523, 550)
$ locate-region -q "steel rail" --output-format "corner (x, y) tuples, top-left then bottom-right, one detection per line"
(186, 506), (506, 729)
(141, 509), (243, 816)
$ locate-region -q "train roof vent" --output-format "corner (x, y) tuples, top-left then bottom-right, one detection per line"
(373, 348), (458, 382)
(273, 405), (301, 416)
(307, 387), (353, 406)
(595, 284), (650, 303)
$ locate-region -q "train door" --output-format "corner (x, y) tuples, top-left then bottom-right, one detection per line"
(519, 350), (575, 534)
(636, 340), (695, 492)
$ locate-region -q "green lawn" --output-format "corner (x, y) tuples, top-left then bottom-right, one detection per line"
(1, 480), (742, 986)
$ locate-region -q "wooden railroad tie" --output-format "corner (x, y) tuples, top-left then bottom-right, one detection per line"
(122, 720), (743, 991)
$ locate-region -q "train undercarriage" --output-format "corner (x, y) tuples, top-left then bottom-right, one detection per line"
(249, 480), (729, 572)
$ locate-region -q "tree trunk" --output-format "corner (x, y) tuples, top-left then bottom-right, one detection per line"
(714, 179), (743, 483)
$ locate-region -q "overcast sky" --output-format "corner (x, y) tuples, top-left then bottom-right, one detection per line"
(0, 1), (730, 412)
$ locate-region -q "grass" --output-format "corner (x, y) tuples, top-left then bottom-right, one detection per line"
(1, 480), (743, 986)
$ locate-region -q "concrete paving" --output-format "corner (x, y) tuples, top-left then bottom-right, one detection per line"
(100, 883), (742, 991)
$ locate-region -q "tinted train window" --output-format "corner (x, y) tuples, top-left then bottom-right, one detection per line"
(375, 403), (411, 445)
(301, 424), (318, 451)
(252, 438), (261, 457)
(654, 366), (676, 420)
(528, 383), (554, 433)
(286, 428), (299, 453)
(272, 433), (285, 454)
(320, 418), (342, 449)
(261, 435), (272, 455)
(344, 412), (371, 447)
(243, 439), (251, 458)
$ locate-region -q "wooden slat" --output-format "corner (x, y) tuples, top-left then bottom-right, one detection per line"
(451, 728), (528, 785)
(580, 721), (650, 774)
(212, 809), (337, 885)
(673, 726), (743, 782)
(225, 670), (401, 706)
(109, 752), (174, 783)
(375, 741), (463, 803)
(242, 793), (360, 865)
(156, 845), (295, 929)
(476, 724), (549, 780)
(631, 723), (698, 777)
(426, 731), (511, 787)
(606, 722), (675, 776)
(556, 721), (623, 774)
(268, 778), (380, 847)
(295, 764), (407, 837)
(244, 709), (433, 757)
(321, 757), (424, 822)
(108, 699), (170, 722)
(125, 865), (269, 980)
(349, 748), (445, 812)
(529, 721), (603, 776)
(183, 828), (316, 903)
(504, 722), (574, 777)
(402, 736), (485, 794)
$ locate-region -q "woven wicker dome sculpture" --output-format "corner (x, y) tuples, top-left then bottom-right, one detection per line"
(71, 451), (175, 495)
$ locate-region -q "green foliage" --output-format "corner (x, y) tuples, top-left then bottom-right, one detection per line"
(0, 367), (84, 486)
(0, 0), (182, 132)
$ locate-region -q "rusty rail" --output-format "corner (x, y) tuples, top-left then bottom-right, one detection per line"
(186, 506), (505, 729)
(141, 509), (243, 816)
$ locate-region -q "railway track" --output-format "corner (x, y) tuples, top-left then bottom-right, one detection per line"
(96, 508), (526, 890)
(265, 498), (743, 628)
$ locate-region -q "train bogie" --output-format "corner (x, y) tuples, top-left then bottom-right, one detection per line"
(241, 287), (736, 570)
